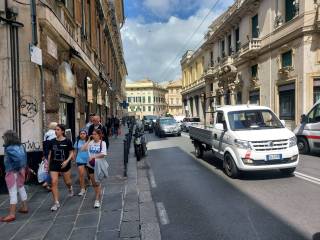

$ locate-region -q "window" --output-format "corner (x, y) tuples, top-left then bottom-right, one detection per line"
(285, 0), (296, 22)
(249, 90), (260, 104)
(307, 103), (320, 123)
(251, 64), (258, 78)
(176, 98), (179, 105)
(236, 92), (242, 104)
(210, 51), (214, 67)
(143, 106), (145, 112)
(282, 50), (292, 68)
(224, 90), (231, 105)
(216, 112), (225, 124)
(314, 78), (320, 104)
(148, 96), (151, 103)
(235, 28), (240, 52)
(148, 106), (151, 112)
(127, 97), (131, 103)
(221, 40), (225, 57)
(228, 35), (232, 56)
(279, 84), (295, 120)
(142, 96), (145, 103)
(252, 14), (259, 38)
(85, 0), (91, 42)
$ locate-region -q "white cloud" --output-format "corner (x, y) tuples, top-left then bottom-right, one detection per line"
(121, 0), (234, 83)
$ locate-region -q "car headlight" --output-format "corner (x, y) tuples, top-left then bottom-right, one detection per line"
(234, 139), (251, 150)
(289, 136), (297, 147)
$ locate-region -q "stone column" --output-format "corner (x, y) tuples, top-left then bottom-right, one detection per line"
(187, 97), (192, 117)
(199, 95), (204, 122)
(218, 88), (225, 106)
(193, 96), (197, 117)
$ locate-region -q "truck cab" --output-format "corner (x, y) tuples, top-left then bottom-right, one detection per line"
(294, 100), (320, 154)
(189, 105), (299, 178)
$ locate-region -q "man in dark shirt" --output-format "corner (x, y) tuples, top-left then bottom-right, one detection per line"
(88, 115), (109, 149)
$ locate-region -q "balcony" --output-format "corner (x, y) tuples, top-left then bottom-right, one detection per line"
(239, 38), (261, 59)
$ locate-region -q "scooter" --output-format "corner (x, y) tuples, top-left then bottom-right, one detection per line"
(134, 127), (147, 161)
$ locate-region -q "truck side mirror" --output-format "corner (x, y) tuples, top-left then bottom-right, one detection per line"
(300, 114), (307, 124)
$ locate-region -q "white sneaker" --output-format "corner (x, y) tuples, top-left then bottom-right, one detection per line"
(78, 189), (86, 196)
(50, 202), (60, 211)
(94, 200), (100, 208)
(68, 186), (74, 197)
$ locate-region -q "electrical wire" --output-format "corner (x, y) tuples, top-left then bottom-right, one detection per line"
(157, 0), (221, 82)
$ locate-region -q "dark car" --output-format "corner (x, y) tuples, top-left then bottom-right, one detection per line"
(142, 115), (158, 132)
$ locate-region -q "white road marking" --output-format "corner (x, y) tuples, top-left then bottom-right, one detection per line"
(156, 202), (170, 225)
(295, 171), (320, 186)
(149, 169), (157, 188)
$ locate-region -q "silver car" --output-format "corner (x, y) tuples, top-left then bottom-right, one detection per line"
(181, 117), (200, 132)
(155, 117), (181, 137)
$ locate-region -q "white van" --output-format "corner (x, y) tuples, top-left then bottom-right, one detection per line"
(294, 99), (320, 154)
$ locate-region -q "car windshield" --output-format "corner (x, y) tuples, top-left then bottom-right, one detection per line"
(144, 115), (157, 120)
(160, 118), (176, 125)
(228, 110), (283, 131)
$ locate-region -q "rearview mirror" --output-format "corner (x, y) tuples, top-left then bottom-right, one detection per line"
(300, 114), (307, 124)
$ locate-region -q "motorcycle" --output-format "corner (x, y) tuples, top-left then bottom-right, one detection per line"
(134, 127), (147, 161)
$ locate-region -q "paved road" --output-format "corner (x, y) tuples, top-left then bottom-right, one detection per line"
(145, 132), (320, 240)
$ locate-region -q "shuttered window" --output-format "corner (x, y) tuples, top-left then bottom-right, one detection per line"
(282, 50), (292, 68)
(252, 14), (259, 38)
(91, 0), (97, 49)
(251, 64), (258, 78)
(285, 0), (296, 22)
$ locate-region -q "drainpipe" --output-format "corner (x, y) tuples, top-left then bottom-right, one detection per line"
(30, 0), (46, 135)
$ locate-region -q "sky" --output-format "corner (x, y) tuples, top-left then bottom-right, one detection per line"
(121, 0), (235, 83)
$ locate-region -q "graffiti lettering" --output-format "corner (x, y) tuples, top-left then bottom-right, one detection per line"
(22, 140), (41, 151)
(20, 95), (38, 124)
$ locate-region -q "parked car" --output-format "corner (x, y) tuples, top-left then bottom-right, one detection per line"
(189, 105), (299, 178)
(294, 99), (320, 154)
(155, 117), (181, 137)
(181, 117), (200, 132)
(142, 115), (158, 132)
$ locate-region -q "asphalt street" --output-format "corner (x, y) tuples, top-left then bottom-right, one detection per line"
(144, 132), (320, 240)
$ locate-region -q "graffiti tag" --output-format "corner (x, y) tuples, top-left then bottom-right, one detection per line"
(20, 95), (38, 124)
(22, 140), (41, 151)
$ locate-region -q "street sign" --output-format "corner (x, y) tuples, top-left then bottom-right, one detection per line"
(30, 44), (42, 66)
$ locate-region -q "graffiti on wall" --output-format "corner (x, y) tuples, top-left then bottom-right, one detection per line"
(20, 95), (38, 124)
(22, 140), (41, 151)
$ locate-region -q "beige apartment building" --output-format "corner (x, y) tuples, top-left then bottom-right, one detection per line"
(0, 0), (127, 161)
(126, 79), (167, 119)
(181, 0), (320, 129)
(165, 80), (183, 116)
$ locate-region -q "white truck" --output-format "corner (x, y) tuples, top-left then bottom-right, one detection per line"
(189, 105), (299, 178)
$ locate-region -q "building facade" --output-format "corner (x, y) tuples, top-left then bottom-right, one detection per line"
(0, 0), (127, 160)
(126, 79), (167, 119)
(181, 0), (320, 129)
(165, 80), (183, 116)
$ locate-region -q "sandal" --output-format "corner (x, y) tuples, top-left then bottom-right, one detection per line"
(0, 215), (16, 222)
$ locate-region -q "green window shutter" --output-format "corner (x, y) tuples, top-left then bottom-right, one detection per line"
(252, 15), (259, 38)
(282, 50), (292, 68)
(285, 0), (295, 22)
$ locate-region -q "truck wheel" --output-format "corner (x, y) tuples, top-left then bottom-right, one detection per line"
(195, 144), (203, 158)
(223, 153), (239, 178)
(297, 137), (309, 154)
(280, 167), (296, 176)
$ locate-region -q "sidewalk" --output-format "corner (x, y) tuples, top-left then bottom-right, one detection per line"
(0, 127), (146, 240)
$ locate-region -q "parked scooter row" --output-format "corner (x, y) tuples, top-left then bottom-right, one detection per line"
(133, 124), (147, 161)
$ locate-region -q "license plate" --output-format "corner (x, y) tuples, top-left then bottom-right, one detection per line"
(266, 154), (282, 161)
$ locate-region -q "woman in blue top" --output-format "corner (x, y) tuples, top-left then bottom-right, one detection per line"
(73, 129), (89, 196)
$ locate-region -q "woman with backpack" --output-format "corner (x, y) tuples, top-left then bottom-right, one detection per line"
(48, 124), (74, 211)
(83, 129), (107, 208)
(1, 130), (28, 222)
(73, 129), (89, 196)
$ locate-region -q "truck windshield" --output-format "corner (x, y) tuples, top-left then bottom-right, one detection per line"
(228, 110), (283, 131)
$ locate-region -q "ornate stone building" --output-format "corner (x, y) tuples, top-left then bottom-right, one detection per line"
(165, 80), (183, 116)
(0, 0), (127, 160)
(181, 0), (320, 129)
(126, 79), (167, 119)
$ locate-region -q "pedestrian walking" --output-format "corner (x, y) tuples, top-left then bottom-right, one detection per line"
(85, 113), (95, 132)
(83, 129), (107, 208)
(41, 122), (58, 191)
(48, 124), (74, 211)
(114, 116), (120, 138)
(1, 130), (28, 222)
(73, 129), (89, 196)
(88, 115), (109, 149)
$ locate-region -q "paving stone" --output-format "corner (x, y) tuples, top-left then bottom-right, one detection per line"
(69, 227), (96, 240)
(97, 230), (119, 240)
(141, 223), (161, 240)
(139, 191), (152, 203)
(119, 221), (140, 238)
(99, 210), (121, 231)
(28, 191), (50, 203)
(122, 209), (139, 222)
(43, 223), (73, 240)
(140, 202), (157, 224)
(124, 201), (139, 211)
(58, 196), (82, 216)
(54, 214), (77, 225)
(13, 219), (52, 240)
(75, 212), (100, 228)
(105, 183), (124, 194)
(0, 221), (24, 240)
(102, 192), (123, 211)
